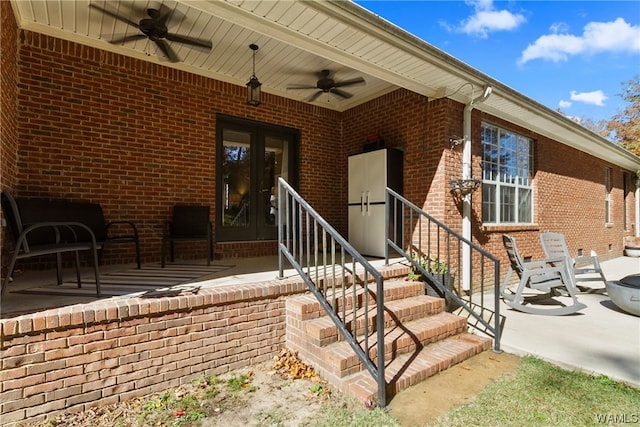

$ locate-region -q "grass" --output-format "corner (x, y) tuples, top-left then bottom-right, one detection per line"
(431, 356), (640, 427)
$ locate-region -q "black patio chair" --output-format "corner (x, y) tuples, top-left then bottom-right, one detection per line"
(1, 190), (102, 296)
(161, 205), (213, 267)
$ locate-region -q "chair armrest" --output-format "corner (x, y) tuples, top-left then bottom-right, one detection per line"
(523, 257), (565, 269)
(105, 220), (139, 240)
(16, 221), (98, 253)
(574, 255), (598, 265)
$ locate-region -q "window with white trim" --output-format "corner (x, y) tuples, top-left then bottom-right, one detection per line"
(481, 123), (534, 224)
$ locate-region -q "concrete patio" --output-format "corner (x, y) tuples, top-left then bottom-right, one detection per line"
(495, 255), (640, 388)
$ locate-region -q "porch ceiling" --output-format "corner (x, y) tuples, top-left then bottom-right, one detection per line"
(10, 0), (640, 169)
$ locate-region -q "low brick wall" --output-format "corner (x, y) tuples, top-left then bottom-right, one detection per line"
(0, 278), (308, 425)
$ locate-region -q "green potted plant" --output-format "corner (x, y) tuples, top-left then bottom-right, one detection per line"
(408, 254), (458, 311)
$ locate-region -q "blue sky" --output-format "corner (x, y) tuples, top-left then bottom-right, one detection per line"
(354, 1), (640, 123)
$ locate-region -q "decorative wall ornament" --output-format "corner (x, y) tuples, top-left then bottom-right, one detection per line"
(449, 178), (481, 198)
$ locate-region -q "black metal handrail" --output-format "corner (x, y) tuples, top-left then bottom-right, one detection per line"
(277, 178), (387, 407)
(385, 187), (502, 352)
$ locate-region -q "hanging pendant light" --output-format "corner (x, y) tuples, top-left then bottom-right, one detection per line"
(246, 44), (262, 106)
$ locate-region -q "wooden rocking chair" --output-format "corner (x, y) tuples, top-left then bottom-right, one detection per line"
(501, 234), (586, 315)
(540, 232), (606, 289)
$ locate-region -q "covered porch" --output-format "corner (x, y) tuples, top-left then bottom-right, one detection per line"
(2, 254), (638, 389)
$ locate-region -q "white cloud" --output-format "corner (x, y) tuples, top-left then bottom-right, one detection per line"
(443, 0), (526, 38)
(558, 100), (572, 108)
(570, 90), (607, 106)
(519, 18), (640, 64)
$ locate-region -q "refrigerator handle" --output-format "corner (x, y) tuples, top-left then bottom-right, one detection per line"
(360, 191), (365, 215)
(366, 191), (370, 215)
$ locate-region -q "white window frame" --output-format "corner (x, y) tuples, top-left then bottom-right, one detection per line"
(481, 123), (534, 225)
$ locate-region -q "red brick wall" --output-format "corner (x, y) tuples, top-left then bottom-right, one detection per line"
(1, 2), (19, 257)
(0, 278), (308, 424)
(9, 31), (342, 265)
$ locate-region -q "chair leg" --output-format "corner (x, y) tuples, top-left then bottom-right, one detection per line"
(207, 232), (212, 266)
(89, 246), (101, 297)
(594, 259), (607, 283)
(56, 252), (63, 285)
(499, 267), (515, 301)
(2, 252), (19, 295)
(74, 251), (82, 288)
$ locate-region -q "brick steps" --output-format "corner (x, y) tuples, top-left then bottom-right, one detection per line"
(286, 277), (492, 405)
(342, 332), (491, 404)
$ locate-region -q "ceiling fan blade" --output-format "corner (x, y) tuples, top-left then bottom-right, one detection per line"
(89, 3), (140, 29)
(286, 84), (319, 90)
(330, 88), (353, 99)
(109, 34), (146, 45)
(154, 39), (180, 62)
(306, 91), (324, 103)
(165, 33), (212, 50)
(334, 77), (366, 88)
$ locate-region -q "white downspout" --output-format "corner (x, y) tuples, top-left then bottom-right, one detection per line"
(636, 179), (640, 237)
(461, 85), (492, 291)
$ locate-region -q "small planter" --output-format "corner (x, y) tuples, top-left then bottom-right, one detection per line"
(449, 179), (481, 197)
(408, 255), (460, 312)
(425, 272), (461, 312)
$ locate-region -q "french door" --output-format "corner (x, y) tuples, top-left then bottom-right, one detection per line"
(216, 116), (298, 242)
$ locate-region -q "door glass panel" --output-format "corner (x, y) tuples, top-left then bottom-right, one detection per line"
(260, 136), (288, 232)
(222, 129), (251, 229)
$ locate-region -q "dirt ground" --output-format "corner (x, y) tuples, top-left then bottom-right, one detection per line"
(387, 350), (522, 426)
(23, 350), (521, 427)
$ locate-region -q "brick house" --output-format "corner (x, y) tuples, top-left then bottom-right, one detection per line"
(2, 0), (639, 284)
(3, 1), (640, 422)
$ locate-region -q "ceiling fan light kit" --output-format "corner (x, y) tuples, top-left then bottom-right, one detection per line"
(246, 44), (262, 106)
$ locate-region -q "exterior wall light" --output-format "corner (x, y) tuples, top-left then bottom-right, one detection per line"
(246, 44), (262, 106)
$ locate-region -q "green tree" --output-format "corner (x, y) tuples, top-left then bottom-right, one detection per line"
(607, 76), (640, 155)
